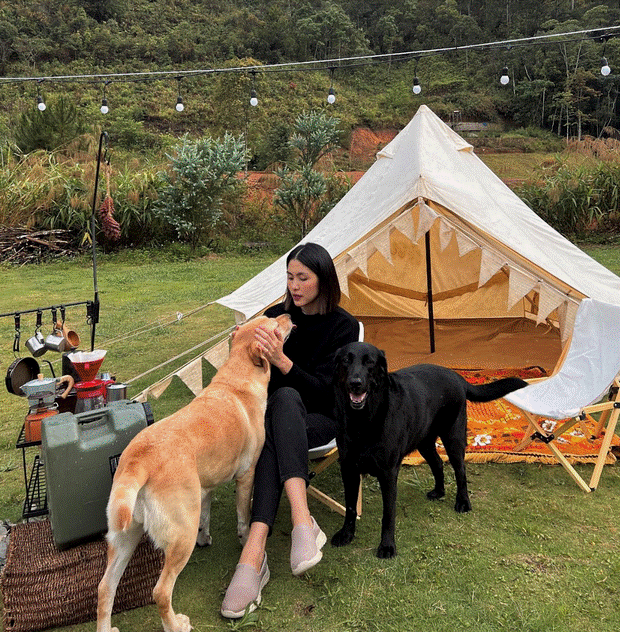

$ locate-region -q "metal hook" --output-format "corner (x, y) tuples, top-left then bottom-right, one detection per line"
(13, 314), (21, 353)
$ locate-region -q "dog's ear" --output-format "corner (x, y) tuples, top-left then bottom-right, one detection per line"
(377, 349), (388, 378)
(249, 340), (269, 370)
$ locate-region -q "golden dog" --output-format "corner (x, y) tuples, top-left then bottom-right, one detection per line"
(96, 314), (293, 632)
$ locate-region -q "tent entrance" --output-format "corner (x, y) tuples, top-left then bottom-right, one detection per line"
(360, 317), (562, 373)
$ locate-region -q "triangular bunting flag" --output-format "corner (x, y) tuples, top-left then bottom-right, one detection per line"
(203, 338), (229, 369)
(335, 255), (358, 297)
(348, 241), (369, 277)
(175, 357), (203, 396)
(392, 210), (415, 241)
(415, 201), (438, 242)
(478, 249), (506, 287)
(507, 267), (538, 309)
(455, 231), (479, 257)
(370, 225), (393, 264)
(558, 299), (579, 343)
(536, 284), (566, 325)
(133, 390), (148, 403)
(439, 219), (454, 252)
(146, 375), (174, 400)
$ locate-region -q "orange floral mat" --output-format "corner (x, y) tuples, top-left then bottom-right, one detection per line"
(403, 366), (620, 466)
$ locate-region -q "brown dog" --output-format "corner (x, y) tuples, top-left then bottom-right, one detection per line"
(96, 313), (293, 632)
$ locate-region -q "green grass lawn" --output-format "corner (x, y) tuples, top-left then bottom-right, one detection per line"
(1, 244), (620, 632)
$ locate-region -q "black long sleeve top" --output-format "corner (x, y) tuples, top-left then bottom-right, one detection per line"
(264, 302), (359, 416)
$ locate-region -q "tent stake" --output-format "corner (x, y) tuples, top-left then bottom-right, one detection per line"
(425, 231), (436, 353)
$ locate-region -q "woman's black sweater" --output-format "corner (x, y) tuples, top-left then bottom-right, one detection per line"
(264, 303), (359, 416)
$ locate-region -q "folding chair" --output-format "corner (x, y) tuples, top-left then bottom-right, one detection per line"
(307, 321), (364, 517)
(505, 298), (620, 492)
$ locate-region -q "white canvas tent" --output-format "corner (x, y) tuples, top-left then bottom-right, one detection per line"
(216, 105), (620, 372)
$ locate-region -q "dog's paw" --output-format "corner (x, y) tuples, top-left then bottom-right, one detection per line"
(331, 528), (354, 547)
(454, 497), (472, 513)
(426, 488), (445, 501)
(376, 543), (397, 559)
(196, 529), (212, 547)
(237, 523), (250, 545)
(169, 613), (192, 632)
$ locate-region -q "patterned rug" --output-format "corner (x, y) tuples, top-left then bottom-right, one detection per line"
(403, 366), (620, 466)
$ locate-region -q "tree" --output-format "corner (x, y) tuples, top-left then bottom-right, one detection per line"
(14, 96), (87, 153)
(274, 110), (343, 238)
(156, 134), (247, 250)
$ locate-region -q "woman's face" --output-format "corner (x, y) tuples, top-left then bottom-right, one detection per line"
(287, 259), (320, 314)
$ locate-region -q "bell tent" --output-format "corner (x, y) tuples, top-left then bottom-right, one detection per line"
(218, 105), (620, 373)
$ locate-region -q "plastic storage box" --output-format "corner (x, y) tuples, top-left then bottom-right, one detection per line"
(41, 400), (153, 548)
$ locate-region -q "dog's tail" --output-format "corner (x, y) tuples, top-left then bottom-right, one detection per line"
(465, 377), (528, 403)
(107, 464), (149, 533)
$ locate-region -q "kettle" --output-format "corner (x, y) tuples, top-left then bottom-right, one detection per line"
(21, 374), (74, 409)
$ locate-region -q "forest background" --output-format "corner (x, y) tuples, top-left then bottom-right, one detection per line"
(2, 0), (620, 254)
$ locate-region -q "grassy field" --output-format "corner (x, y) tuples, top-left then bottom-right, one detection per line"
(1, 241), (620, 632)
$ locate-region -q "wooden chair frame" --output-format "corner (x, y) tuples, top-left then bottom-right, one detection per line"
(514, 379), (620, 492)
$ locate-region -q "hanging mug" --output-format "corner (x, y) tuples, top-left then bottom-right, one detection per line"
(61, 323), (80, 350)
(45, 324), (66, 352)
(26, 331), (46, 357)
(26, 311), (47, 357)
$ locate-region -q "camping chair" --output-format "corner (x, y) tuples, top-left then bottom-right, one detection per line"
(505, 298), (620, 492)
(307, 321), (364, 517)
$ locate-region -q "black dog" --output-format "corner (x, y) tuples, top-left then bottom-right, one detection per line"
(331, 341), (527, 558)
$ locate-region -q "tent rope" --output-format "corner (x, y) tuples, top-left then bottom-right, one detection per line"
(126, 324), (235, 385)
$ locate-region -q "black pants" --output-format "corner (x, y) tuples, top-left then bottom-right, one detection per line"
(251, 387), (337, 528)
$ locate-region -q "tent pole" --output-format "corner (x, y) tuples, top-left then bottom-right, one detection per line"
(425, 231), (436, 353)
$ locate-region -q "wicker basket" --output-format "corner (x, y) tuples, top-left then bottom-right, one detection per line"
(0, 520), (163, 632)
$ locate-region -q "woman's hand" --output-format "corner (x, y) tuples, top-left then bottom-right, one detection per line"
(255, 324), (293, 374)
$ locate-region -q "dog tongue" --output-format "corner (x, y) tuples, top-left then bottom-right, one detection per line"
(349, 392), (367, 404)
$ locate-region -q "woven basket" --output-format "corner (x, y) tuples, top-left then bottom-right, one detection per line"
(0, 520), (163, 632)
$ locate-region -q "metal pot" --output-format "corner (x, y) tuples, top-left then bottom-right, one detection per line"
(106, 382), (128, 402)
(5, 357), (40, 396)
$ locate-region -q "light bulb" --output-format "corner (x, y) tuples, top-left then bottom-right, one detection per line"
(601, 57), (611, 76)
(500, 67), (510, 85)
(37, 96), (46, 111)
(175, 95), (184, 112)
(327, 87), (336, 104)
(412, 77), (421, 95)
(250, 89), (258, 107)
(100, 98), (109, 114)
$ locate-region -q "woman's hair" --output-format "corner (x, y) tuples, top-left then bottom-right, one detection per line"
(284, 242), (341, 314)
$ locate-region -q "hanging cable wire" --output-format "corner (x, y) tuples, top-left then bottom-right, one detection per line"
(0, 26), (617, 87)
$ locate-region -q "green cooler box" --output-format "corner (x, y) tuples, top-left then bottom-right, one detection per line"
(41, 400), (154, 548)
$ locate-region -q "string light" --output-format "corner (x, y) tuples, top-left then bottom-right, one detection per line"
(100, 81), (110, 114)
(249, 70), (258, 106)
(601, 56), (611, 76)
(412, 58), (421, 95)
(327, 67), (336, 104)
(175, 77), (184, 111)
(0, 26), (615, 113)
(36, 81), (46, 111)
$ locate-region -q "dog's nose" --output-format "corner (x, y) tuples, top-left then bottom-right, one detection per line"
(348, 376), (363, 391)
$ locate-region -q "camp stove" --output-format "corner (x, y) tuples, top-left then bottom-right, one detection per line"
(20, 374), (74, 443)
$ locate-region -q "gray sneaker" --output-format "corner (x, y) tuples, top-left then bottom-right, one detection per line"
(221, 554), (270, 619)
(290, 516), (327, 576)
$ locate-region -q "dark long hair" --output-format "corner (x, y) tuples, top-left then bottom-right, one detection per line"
(284, 242), (341, 314)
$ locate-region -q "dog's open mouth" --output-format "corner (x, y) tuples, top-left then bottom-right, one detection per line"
(349, 391), (368, 409)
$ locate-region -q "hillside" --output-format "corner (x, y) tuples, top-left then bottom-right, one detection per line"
(1, 0), (619, 153)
